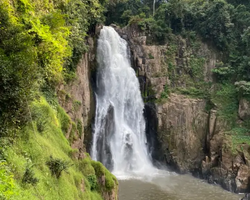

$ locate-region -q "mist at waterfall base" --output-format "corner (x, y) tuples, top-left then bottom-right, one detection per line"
(91, 26), (160, 179)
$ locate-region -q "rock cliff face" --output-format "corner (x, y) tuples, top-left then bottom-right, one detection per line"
(116, 24), (250, 193)
(57, 37), (96, 159)
(157, 93), (208, 173)
(61, 25), (250, 195)
(57, 36), (118, 199)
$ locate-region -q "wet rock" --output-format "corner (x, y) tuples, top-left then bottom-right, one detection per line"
(98, 175), (118, 200)
(242, 193), (250, 200)
(236, 165), (250, 192)
(201, 130), (250, 193)
(144, 103), (163, 164)
(96, 104), (115, 170)
(157, 93), (208, 173)
(209, 110), (217, 137)
(207, 167), (236, 192)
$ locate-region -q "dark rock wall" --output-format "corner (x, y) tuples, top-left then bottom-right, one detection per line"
(115, 24), (250, 193)
(57, 37), (96, 158)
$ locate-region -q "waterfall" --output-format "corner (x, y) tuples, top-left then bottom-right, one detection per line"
(91, 26), (154, 176)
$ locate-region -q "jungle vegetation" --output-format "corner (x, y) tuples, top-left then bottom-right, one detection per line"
(1, 0), (250, 199)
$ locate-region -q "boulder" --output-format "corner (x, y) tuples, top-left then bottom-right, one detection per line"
(239, 98), (250, 120)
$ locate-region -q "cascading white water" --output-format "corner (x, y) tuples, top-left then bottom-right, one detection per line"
(91, 26), (155, 176)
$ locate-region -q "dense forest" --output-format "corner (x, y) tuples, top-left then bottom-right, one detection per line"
(107, 0), (250, 143)
(1, 0), (250, 199)
(3, 0), (250, 136)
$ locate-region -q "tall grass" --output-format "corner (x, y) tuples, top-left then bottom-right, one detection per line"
(0, 96), (116, 200)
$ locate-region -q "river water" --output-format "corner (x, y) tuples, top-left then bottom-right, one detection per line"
(118, 172), (242, 200)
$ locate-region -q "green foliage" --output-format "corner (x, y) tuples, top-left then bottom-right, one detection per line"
(91, 161), (105, 178)
(138, 17), (171, 44)
(104, 170), (115, 191)
(41, 85), (58, 109)
(230, 127), (250, 136)
(77, 156), (117, 192)
(73, 100), (81, 111)
(148, 53), (154, 59)
(30, 13), (71, 83)
(78, 158), (95, 176)
(195, 0), (234, 50)
(105, 0), (250, 88)
(64, 0), (105, 71)
(0, 0), (39, 134)
(69, 122), (77, 144)
(91, 160), (116, 191)
(63, 71), (77, 83)
(212, 62), (233, 80)
(31, 97), (58, 134)
(22, 166), (39, 185)
(0, 0), (106, 136)
(57, 106), (71, 134)
(189, 56), (205, 79)
(229, 127), (250, 154)
(46, 156), (71, 179)
(235, 81), (250, 96)
(77, 119), (83, 136)
(160, 85), (169, 99)
(106, 0), (147, 26)
(87, 174), (97, 190)
(0, 161), (16, 199)
(0, 95), (116, 200)
(212, 83), (238, 126)
(177, 87), (207, 99)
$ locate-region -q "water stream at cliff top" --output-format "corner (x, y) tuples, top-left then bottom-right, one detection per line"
(91, 26), (242, 199)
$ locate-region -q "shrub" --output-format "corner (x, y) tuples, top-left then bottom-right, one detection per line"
(78, 158), (95, 176)
(57, 106), (71, 134)
(46, 156), (71, 179)
(87, 174), (97, 191)
(69, 122), (77, 143)
(211, 83), (238, 126)
(160, 85), (169, 99)
(73, 100), (81, 111)
(31, 97), (58, 133)
(22, 166), (39, 185)
(104, 169), (115, 191)
(90, 160), (116, 191)
(76, 119), (83, 136)
(0, 161), (16, 199)
(91, 161), (105, 178)
(235, 81), (250, 96)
